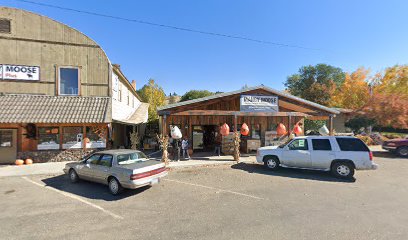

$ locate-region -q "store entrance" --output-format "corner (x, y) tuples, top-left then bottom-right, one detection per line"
(192, 125), (217, 152)
(0, 129), (17, 164)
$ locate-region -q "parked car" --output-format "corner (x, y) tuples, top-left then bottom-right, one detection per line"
(256, 136), (378, 178)
(382, 137), (408, 157)
(63, 149), (168, 195)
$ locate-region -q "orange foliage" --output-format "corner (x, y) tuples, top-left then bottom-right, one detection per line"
(330, 68), (370, 110)
(374, 65), (408, 96)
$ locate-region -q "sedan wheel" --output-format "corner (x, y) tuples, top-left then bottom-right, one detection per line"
(108, 178), (123, 195)
(69, 169), (79, 183)
(397, 147), (408, 157)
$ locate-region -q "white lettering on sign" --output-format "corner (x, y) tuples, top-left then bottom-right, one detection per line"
(0, 64), (40, 81)
(240, 95), (279, 112)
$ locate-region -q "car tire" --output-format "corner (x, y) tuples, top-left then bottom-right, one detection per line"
(264, 156), (280, 170)
(108, 177), (123, 195)
(69, 169), (79, 183)
(396, 146), (408, 157)
(331, 162), (355, 179)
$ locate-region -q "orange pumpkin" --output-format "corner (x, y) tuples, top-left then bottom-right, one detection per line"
(220, 123), (230, 136)
(25, 159), (33, 165)
(277, 123), (287, 136)
(15, 159), (24, 166)
(240, 123), (249, 136)
(293, 125), (303, 135)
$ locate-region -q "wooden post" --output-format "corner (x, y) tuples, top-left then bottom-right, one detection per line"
(163, 115), (167, 136)
(329, 115), (334, 136)
(234, 114), (237, 133)
(288, 115), (292, 137)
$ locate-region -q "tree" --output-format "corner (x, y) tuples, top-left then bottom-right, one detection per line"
(180, 90), (214, 102)
(345, 116), (376, 133)
(373, 65), (408, 96)
(285, 64), (345, 105)
(137, 79), (166, 122)
(329, 67), (371, 109)
(361, 93), (408, 129)
(168, 95), (177, 104)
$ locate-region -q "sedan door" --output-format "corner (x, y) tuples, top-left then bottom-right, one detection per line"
(281, 139), (311, 168)
(92, 154), (113, 184)
(79, 154), (102, 180)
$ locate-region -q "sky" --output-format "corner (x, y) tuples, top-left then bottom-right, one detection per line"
(2, 0), (408, 95)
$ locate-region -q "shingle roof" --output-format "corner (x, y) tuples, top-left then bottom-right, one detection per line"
(0, 94), (110, 123)
(158, 85), (340, 114)
(113, 103), (149, 125)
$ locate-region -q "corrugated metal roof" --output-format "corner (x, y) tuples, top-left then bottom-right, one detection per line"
(0, 94), (110, 123)
(158, 85), (340, 114)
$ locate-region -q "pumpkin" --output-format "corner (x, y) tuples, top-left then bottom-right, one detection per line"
(220, 123), (230, 136)
(240, 123), (249, 136)
(293, 125), (303, 135)
(25, 159), (33, 165)
(15, 159), (24, 166)
(276, 123), (287, 136)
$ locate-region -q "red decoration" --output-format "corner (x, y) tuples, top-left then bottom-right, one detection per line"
(293, 125), (303, 135)
(15, 159), (24, 166)
(25, 159), (33, 165)
(277, 123), (287, 136)
(220, 123), (230, 136)
(240, 123), (249, 136)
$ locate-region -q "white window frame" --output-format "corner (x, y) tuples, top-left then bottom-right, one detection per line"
(57, 66), (80, 96)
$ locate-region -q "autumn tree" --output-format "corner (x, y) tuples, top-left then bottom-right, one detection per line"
(137, 79), (166, 122)
(180, 90), (214, 102)
(329, 67), (371, 109)
(373, 65), (408, 96)
(285, 64), (345, 106)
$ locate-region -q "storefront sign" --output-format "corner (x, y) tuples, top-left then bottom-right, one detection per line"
(0, 64), (40, 81)
(240, 95), (278, 112)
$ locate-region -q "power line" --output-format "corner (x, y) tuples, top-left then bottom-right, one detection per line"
(14, 0), (319, 50)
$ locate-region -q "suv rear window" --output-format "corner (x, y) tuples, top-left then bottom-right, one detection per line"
(336, 138), (369, 152)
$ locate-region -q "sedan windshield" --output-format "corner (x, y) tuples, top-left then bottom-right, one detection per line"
(117, 152), (148, 165)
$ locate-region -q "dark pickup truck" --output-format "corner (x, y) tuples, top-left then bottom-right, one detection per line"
(382, 137), (408, 157)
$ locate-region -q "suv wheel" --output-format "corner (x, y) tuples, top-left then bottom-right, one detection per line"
(332, 162), (355, 179)
(108, 177), (123, 195)
(396, 146), (408, 157)
(264, 156), (280, 170)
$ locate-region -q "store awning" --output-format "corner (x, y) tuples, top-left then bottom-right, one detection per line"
(112, 103), (149, 125)
(0, 94), (110, 123)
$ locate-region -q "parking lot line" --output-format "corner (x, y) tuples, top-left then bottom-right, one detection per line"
(21, 177), (124, 220)
(164, 178), (265, 200)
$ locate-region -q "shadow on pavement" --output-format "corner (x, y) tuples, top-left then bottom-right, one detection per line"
(231, 162), (356, 183)
(42, 174), (151, 201)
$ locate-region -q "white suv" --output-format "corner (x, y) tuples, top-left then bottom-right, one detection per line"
(256, 136), (378, 178)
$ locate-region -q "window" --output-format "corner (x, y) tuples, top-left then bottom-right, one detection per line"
(99, 155), (113, 167)
(0, 130), (12, 147)
(336, 138), (369, 152)
(58, 67), (80, 95)
(0, 19), (11, 33)
(312, 139), (332, 151)
(118, 84), (122, 102)
(85, 126), (106, 148)
(251, 124), (261, 139)
(288, 139), (308, 150)
(87, 154), (102, 164)
(127, 89), (130, 105)
(62, 127), (83, 149)
(117, 152), (148, 165)
(37, 127), (60, 150)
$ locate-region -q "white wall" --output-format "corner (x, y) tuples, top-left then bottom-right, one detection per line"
(112, 72), (141, 121)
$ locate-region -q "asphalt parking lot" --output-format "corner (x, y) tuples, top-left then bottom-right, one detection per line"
(1, 152), (407, 240)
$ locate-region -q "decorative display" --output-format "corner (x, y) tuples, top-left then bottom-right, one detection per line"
(293, 125), (303, 135)
(15, 159), (24, 165)
(277, 123), (287, 136)
(157, 134), (169, 165)
(220, 123), (230, 136)
(233, 131), (241, 162)
(319, 125), (330, 136)
(240, 123), (249, 136)
(25, 159), (33, 165)
(170, 126), (182, 139)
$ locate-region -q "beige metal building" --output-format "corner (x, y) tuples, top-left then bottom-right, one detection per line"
(0, 7), (147, 164)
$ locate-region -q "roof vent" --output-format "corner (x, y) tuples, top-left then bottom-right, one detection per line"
(0, 19), (11, 33)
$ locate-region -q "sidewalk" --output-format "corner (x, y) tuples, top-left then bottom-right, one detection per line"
(0, 154), (252, 177)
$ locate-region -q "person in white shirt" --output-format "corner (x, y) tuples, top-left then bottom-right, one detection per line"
(181, 137), (190, 160)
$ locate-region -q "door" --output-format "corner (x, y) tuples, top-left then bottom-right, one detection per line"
(192, 126), (204, 150)
(80, 154), (102, 180)
(310, 138), (335, 169)
(0, 129), (17, 164)
(93, 154), (113, 183)
(281, 138), (311, 168)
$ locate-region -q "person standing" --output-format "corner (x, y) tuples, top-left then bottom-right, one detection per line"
(214, 132), (222, 157)
(181, 137), (191, 160)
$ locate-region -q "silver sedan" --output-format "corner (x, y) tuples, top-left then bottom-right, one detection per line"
(63, 149), (168, 195)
